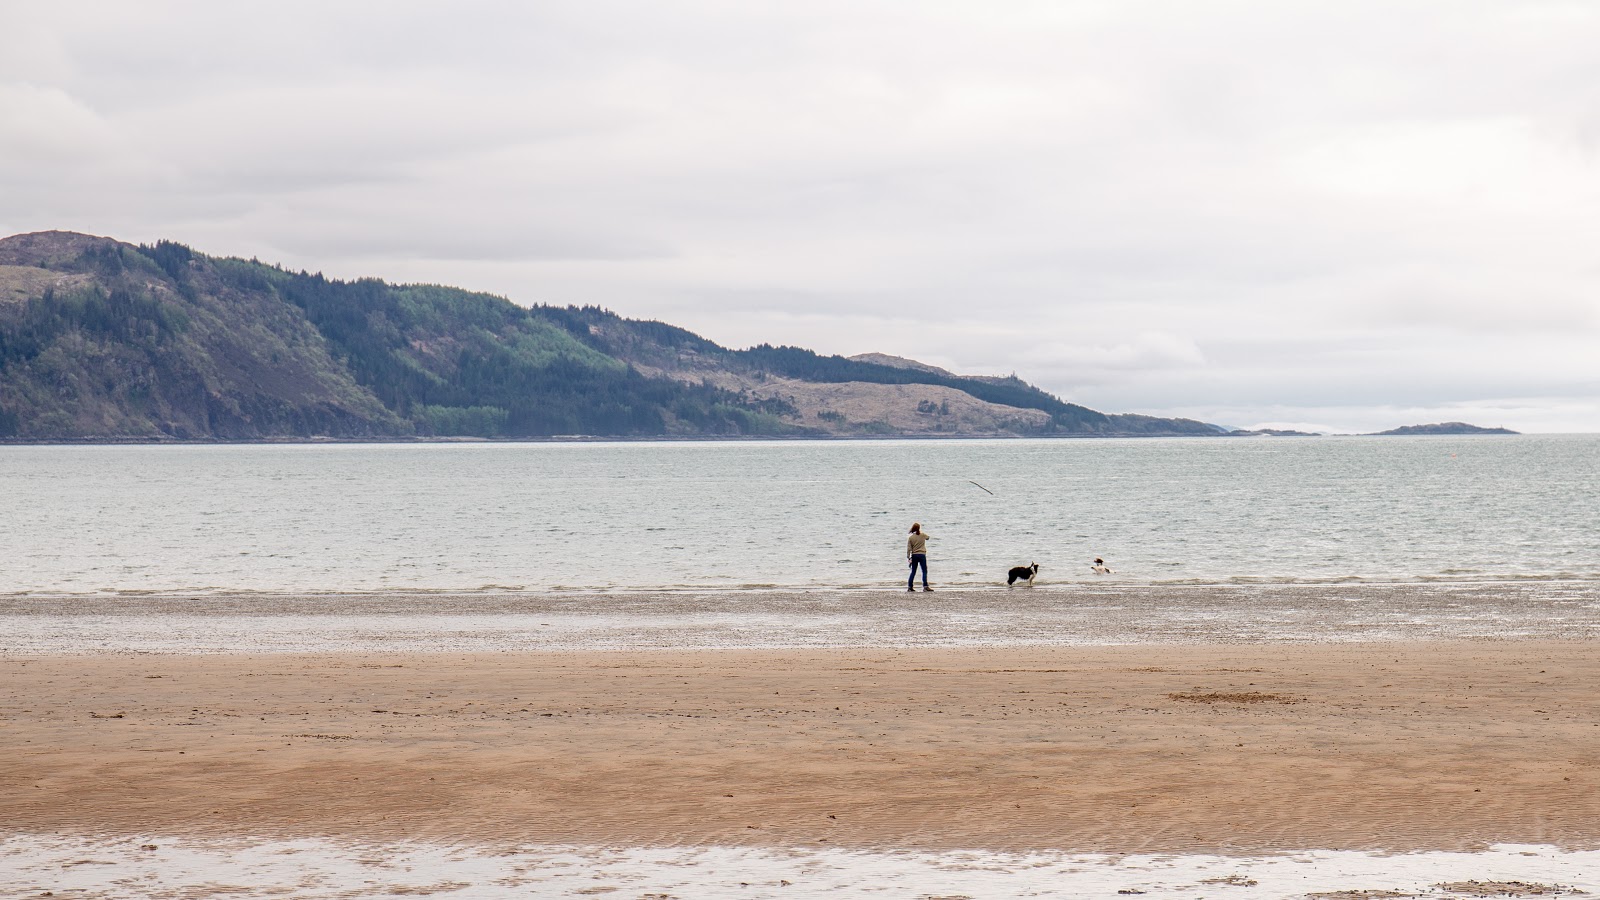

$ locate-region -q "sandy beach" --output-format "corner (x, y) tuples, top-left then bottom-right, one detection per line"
(5, 640), (1596, 854)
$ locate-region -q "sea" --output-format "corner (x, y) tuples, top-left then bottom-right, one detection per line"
(2, 434), (1598, 652)
(3, 434), (1597, 596)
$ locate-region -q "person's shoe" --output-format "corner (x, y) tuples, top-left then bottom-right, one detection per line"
(907, 587), (916, 592)
(923, 587), (934, 592)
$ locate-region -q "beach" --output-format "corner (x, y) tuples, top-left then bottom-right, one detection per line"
(6, 639), (1596, 854)
(7, 591), (1600, 897)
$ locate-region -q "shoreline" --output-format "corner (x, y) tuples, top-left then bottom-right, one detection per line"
(7, 575), (1599, 596)
(0, 430), (1546, 446)
(0, 433), (1263, 446)
(5, 640), (1596, 855)
(5, 583), (1597, 655)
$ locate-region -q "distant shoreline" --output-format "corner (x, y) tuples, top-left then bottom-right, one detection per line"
(0, 430), (1537, 446)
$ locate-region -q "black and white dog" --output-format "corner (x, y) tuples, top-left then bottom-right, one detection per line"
(1006, 562), (1039, 587)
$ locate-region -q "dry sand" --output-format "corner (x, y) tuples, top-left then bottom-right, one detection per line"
(3, 641), (1597, 853)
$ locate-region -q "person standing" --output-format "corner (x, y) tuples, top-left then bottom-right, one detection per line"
(907, 522), (933, 592)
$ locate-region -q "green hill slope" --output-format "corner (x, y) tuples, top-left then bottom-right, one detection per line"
(0, 232), (793, 439)
(0, 231), (1222, 441)
(0, 232), (400, 439)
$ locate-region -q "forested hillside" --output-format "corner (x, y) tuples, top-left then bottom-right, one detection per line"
(0, 231), (1222, 441)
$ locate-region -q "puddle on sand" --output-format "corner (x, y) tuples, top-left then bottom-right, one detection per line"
(2, 835), (1597, 899)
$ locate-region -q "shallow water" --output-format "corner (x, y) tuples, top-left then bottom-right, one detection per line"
(3, 835), (1594, 899)
(4, 582), (1597, 653)
(2, 435), (1597, 597)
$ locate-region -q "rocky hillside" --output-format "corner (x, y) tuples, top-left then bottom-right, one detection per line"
(0, 231), (1224, 441)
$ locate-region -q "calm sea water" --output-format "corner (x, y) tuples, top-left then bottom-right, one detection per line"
(1, 435), (1596, 597)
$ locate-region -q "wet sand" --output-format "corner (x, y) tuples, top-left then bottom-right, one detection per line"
(4, 582), (1599, 653)
(3, 640), (1597, 853)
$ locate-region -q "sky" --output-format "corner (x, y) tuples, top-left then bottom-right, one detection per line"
(3, 1), (1598, 433)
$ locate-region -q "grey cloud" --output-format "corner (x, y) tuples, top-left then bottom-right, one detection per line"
(3, 1), (1598, 430)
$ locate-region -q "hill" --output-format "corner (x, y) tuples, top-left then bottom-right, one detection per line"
(0, 231), (1223, 441)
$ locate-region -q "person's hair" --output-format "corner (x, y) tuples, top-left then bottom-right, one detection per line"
(1094, 557), (1103, 563)
(910, 523), (921, 534)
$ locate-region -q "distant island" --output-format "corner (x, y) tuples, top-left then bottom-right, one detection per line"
(1227, 428), (1321, 437)
(1370, 423), (1519, 436)
(0, 231), (1227, 442)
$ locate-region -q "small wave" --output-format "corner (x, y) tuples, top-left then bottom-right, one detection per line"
(7, 571), (1599, 603)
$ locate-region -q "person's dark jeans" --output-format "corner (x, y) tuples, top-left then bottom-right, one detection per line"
(908, 553), (928, 590)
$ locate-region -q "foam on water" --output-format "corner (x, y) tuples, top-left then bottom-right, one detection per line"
(3, 835), (1595, 898)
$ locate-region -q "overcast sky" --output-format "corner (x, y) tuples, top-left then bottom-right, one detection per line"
(4, 1), (1597, 432)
